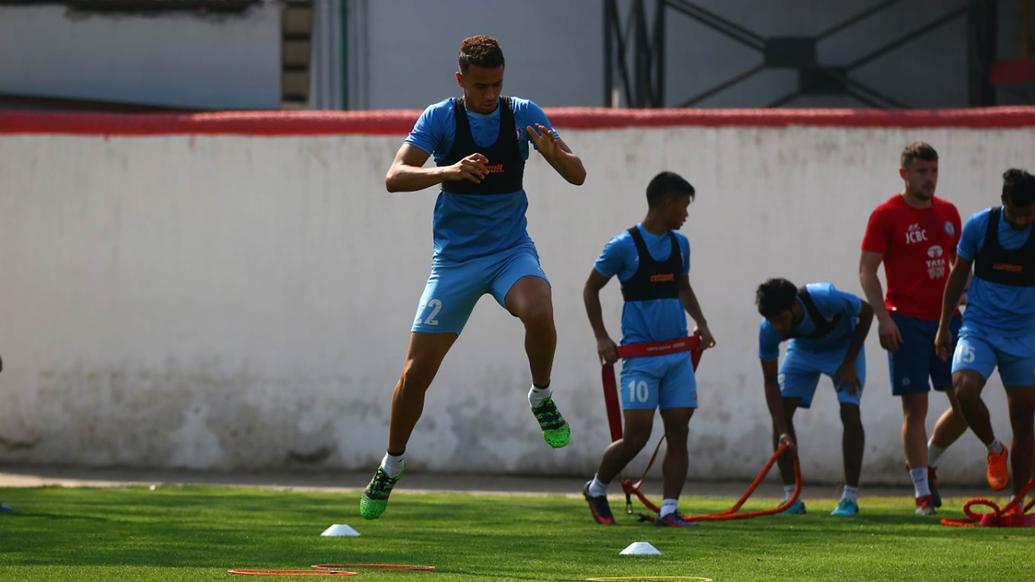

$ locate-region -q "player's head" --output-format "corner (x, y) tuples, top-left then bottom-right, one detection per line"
(646, 171), (695, 230)
(456, 35), (505, 114)
(1001, 168), (1035, 229)
(899, 142), (938, 201)
(756, 278), (800, 334)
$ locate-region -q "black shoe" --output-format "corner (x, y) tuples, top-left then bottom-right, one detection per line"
(582, 482), (616, 525)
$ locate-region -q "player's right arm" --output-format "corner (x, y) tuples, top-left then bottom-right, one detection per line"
(935, 256), (972, 361)
(859, 250), (901, 352)
(760, 357), (794, 449)
(859, 203), (902, 352)
(384, 144), (489, 192)
(584, 269), (618, 365)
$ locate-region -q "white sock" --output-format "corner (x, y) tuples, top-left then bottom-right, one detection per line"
(381, 451), (405, 479)
(528, 384), (552, 408)
(910, 467), (931, 498)
(659, 498), (678, 518)
(783, 485), (796, 501)
(588, 475), (608, 498)
(841, 485), (859, 503)
(987, 440), (1004, 454)
(927, 440), (946, 468)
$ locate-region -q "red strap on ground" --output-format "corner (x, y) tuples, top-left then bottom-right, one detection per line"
(622, 443), (803, 522)
(940, 478), (1035, 527)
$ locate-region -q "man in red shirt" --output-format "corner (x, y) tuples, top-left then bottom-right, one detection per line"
(860, 142), (1007, 515)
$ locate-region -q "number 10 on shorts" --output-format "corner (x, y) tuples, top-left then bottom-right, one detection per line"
(627, 380), (649, 403)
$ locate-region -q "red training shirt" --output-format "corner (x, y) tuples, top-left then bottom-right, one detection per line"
(861, 194), (962, 321)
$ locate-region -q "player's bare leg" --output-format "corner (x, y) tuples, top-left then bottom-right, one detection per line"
(360, 332), (456, 519)
(841, 403), (864, 488)
(901, 393), (929, 471)
(659, 407), (694, 500)
(775, 397), (805, 513)
(506, 276), (570, 447)
(955, 370), (1009, 490)
(583, 409), (654, 525)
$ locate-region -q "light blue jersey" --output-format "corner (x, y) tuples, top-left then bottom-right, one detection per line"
(957, 208), (1035, 334)
(758, 283), (862, 361)
(404, 97), (558, 264)
(594, 225), (691, 345)
(758, 282), (866, 408)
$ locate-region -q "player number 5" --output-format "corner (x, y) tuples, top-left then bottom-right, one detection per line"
(955, 344), (976, 365)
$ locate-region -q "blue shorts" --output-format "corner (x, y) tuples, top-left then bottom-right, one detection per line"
(778, 348), (866, 408)
(619, 352), (697, 410)
(952, 324), (1035, 387)
(888, 313), (961, 396)
(412, 246), (548, 334)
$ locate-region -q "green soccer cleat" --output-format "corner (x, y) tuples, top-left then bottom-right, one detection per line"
(531, 397), (570, 448)
(359, 466), (402, 520)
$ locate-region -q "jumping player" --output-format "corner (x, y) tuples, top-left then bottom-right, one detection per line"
(756, 278), (873, 517)
(582, 171), (715, 527)
(859, 142), (989, 515)
(936, 168), (1035, 505)
(359, 35), (586, 519)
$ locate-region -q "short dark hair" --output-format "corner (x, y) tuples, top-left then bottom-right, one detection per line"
(458, 35), (505, 72)
(1002, 168), (1035, 207)
(756, 278), (798, 319)
(900, 142), (938, 168)
(646, 171), (695, 209)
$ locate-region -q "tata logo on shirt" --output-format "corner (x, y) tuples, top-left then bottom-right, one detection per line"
(905, 223), (928, 244)
(926, 245), (947, 279)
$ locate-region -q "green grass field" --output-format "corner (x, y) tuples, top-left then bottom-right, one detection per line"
(0, 485), (1031, 581)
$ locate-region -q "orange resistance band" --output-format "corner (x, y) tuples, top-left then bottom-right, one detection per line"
(941, 478), (1035, 527)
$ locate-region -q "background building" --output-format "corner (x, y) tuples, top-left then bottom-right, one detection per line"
(1, 0), (1033, 111)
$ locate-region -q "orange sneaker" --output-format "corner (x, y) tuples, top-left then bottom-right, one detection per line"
(987, 445), (1009, 491)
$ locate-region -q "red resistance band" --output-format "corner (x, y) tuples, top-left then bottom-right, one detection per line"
(941, 478), (1035, 527)
(600, 336), (703, 442)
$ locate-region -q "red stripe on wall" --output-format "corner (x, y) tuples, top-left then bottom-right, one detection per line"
(2, 107), (1035, 136)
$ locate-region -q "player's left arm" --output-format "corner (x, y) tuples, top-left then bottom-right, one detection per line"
(526, 124), (585, 185)
(521, 103), (585, 185)
(834, 296), (873, 395)
(679, 273), (715, 349)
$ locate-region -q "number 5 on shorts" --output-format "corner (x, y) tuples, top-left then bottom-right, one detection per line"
(955, 342), (976, 365)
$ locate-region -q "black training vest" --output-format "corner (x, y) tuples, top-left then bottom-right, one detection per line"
(786, 287), (843, 340)
(438, 97), (524, 195)
(620, 227), (682, 302)
(974, 207), (1035, 287)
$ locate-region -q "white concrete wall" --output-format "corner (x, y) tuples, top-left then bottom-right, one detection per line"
(1, 124), (1032, 485)
(0, 3), (280, 109)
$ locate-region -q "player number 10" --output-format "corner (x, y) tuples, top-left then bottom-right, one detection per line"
(627, 380), (649, 403)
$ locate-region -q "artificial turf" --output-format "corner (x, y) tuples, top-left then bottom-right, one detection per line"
(0, 485), (1030, 581)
